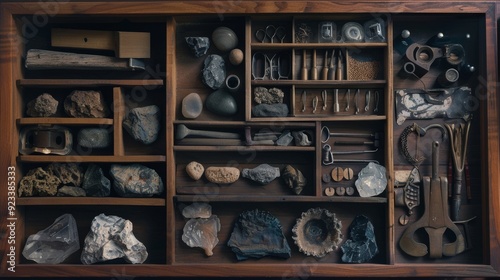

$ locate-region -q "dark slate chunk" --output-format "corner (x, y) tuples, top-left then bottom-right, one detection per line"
(276, 131), (293, 146)
(185, 37), (210, 57)
(123, 105), (160, 145)
(241, 164), (280, 185)
(205, 89), (237, 116)
(82, 164), (111, 197)
(77, 128), (111, 148)
(201, 54), (226, 90)
(26, 93), (58, 117)
(252, 104), (289, 117)
(341, 215), (379, 263)
(227, 209), (291, 260)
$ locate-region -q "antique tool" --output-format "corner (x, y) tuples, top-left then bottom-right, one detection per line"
(321, 90), (328, 110)
(176, 138), (243, 146)
(25, 49), (145, 71)
(321, 50), (329, 80)
(343, 168), (354, 180)
(399, 123), (447, 167)
(445, 118), (472, 221)
(335, 140), (377, 146)
(354, 89), (360, 114)
(51, 28), (150, 58)
(365, 90), (371, 112)
(331, 167), (344, 181)
(336, 49), (343, 80)
(345, 89), (351, 111)
(19, 125), (73, 155)
(333, 89), (340, 113)
(311, 49), (318, 80)
(322, 144), (379, 165)
(255, 25), (286, 43)
(301, 90), (307, 112)
(336, 186), (346, 196)
(373, 90), (380, 113)
(401, 43), (443, 78)
(327, 49), (336, 80)
(399, 141), (465, 258)
(251, 52), (266, 80)
(321, 126), (379, 143)
(301, 49), (308, 80)
(312, 96), (319, 113)
(175, 124), (240, 140)
(395, 167), (421, 225)
(325, 187), (335, 196)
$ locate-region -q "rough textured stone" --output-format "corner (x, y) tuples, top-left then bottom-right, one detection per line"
(205, 89), (237, 116)
(77, 128), (111, 148)
(182, 215), (221, 256)
(182, 203), (212, 219)
(242, 164), (280, 185)
(205, 166), (240, 184)
(202, 55), (226, 90)
(341, 215), (379, 263)
(22, 214), (79, 264)
(355, 162), (387, 197)
(181, 93), (203, 119)
(82, 164), (111, 197)
(123, 105), (160, 145)
(186, 161), (204, 180)
(282, 165), (307, 195)
(57, 186), (86, 197)
(227, 209), (291, 260)
(252, 104), (289, 117)
(253, 87), (284, 104)
(276, 131), (293, 146)
(46, 163), (83, 188)
(292, 130), (313, 146)
(185, 37), (210, 57)
(110, 164), (164, 197)
(64, 90), (110, 118)
(26, 93), (58, 117)
(81, 213), (148, 264)
(18, 167), (61, 197)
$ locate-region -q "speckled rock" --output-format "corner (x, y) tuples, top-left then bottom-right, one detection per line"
(253, 87), (284, 104)
(123, 105), (160, 145)
(252, 104), (289, 117)
(46, 163), (83, 188)
(110, 164), (164, 197)
(26, 93), (58, 117)
(185, 37), (210, 57)
(202, 54), (226, 90)
(64, 90), (110, 118)
(242, 164), (280, 185)
(18, 167), (61, 197)
(205, 167), (240, 184)
(77, 128), (111, 148)
(186, 161), (204, 180)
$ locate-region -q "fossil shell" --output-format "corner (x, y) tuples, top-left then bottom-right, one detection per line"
(292, 208), (343, 258)
(182, 215), (220, 256)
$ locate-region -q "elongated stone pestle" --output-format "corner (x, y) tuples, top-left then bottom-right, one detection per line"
(175, 124), (240, 140)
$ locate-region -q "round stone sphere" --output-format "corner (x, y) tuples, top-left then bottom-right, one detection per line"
(229, 49), (244, 65)
(212, 27), (238, 52)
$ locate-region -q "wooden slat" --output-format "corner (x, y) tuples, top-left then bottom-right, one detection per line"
(17, 197), (165, 206)
(18, 155), (166, 162)
(113, 87), (125, 156)
(17, 79), (164, 87)
(17, 117), (113, 125)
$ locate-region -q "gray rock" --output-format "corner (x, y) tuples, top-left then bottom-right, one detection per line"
(64, 90), (110, 118)
(110, 164), (164, 197)
(182, 93), (203, 119)
(253, 87), (284, 104)
(22, 214), (79, 264)
(341, 215), (378, 263)
(355, 162), (387, 197)
(26, 93), (58, 117)
(46, 163), (83, 188)
(276, 131), (293, 146)
(205, 89), (237, 116)
(252, 104), (289, 117)
(282, 165), (307, 195)
(185, 37), (210, 57)
(81, 213), (148, 264)
(242, 164), (280, 185)
(227, 209), (291, 260)
(82, 164), (111, 197)
(57, 186), (86, 197)
(292, 130), (313, 146)
(202, 54), (226, 90)
(77, 128), (111, 148)
(18, 167), (61, 197)
(123, 105), (160, 145)
(182, 203), (212, 219)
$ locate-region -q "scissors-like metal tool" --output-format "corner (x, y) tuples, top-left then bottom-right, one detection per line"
(255, 25), (286, 43)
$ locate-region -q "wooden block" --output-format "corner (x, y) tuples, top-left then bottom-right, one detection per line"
(117, 31), (150, 58)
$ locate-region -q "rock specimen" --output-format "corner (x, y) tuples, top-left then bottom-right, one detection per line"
(82, 164), (111, 197)
(202, 54), (226, 90)
(18, 167), (61, 197)
(46, 163), (83, 187)
(229, 48), (244, 65)
(282, 165), (307, 195)
(276, 131), (293, 146)
(64, 90), (110, 118)
(252, 103), (289, 117)
(186, 161), (204, 180)
(77, 128), (111, 148)
(205, 166), (240, 184)
(253, 87), (284, 104)
(81, 213), (148, 264)
(181, 93), (203, 119)
(292, 208), (343, 258)
(22, 214), (79, 264)
(227, 209), (291, 260)
(341, 215), (378, 263)
(355, 162), (387, 197)
(110, 164), (164, 197)
(26, 93), (58, 117)
(292, 130), (313, 146)
(182, 215), (221, 256)
(182, 202), (212, 219)
(57, 186), (86, 197)
(242, 164), (280, 185)
(185, 37), (210, 57)
(212, 26), (238, 52)
(205, 89), (237, 116)
(123, 105), (160, 145)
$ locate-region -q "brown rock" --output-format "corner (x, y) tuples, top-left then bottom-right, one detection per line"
(205, 167), (240, 184)
(186, 161), (204, 180)
(46, 163), (83, 187)
(282, 165), (307, 195)
(26, 93), (58, 117)
(18, 167), (61, 197)
(64, 90), (110, 118)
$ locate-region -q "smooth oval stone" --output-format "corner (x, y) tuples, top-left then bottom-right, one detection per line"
(205, 89), (237, 116)
(205, 166), (240, 184)
(212, 27), (238, 52)
(186, 161), (204, 180)
(182, 93), (203, 119)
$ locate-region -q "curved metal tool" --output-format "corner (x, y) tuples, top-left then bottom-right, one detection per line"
(399, 141), (465, 258)
(399, 123), (447, 167)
